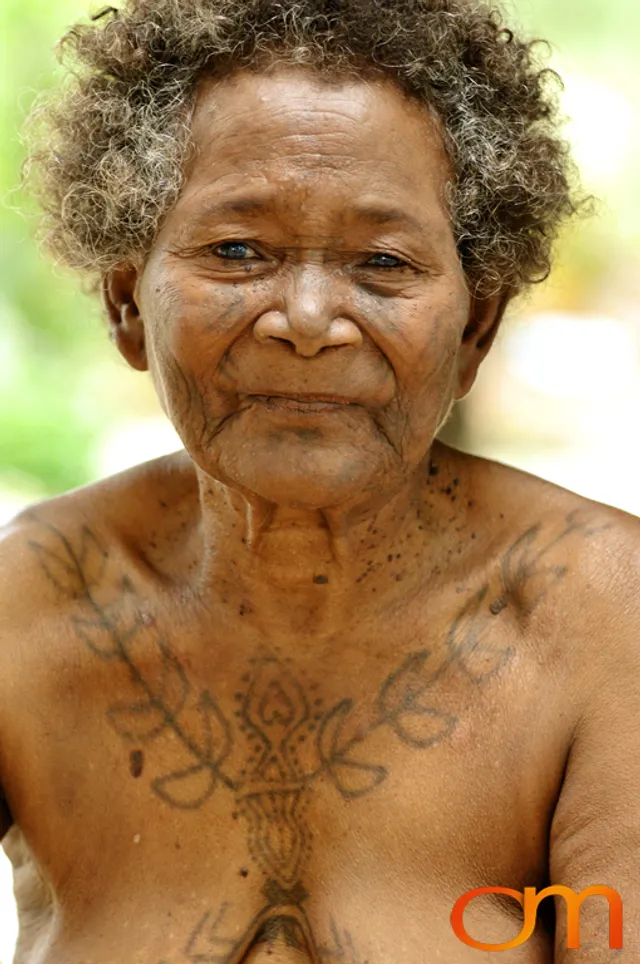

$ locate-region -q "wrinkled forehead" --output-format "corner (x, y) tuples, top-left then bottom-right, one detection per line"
(180, 66), (454, 215)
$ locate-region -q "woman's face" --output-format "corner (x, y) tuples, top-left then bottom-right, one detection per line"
(115, 67), (497, 510)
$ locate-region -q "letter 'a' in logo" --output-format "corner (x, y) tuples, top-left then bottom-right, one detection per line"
(451, 885), (623, 952)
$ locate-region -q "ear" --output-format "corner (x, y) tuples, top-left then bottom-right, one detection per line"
(455, 288), (512, 400)
(102, 264), (148, 372)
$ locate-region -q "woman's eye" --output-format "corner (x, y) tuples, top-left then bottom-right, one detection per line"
(212, 241), (260, 260)
(365, 253), (409, 270)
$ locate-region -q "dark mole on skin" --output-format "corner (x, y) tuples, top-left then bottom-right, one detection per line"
(490, 598), (508, 616)
(314, 575), (329, 585)
(240, 868), (249, 878)
(129, 749), (144, 778)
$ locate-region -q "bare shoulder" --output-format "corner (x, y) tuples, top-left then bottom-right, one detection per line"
(7, 448), (194, 541)
(470, 448), (640, 581)
(0, 448), (195, 655)
(0, 447), (195, 579)
(451, 445), (640, 673)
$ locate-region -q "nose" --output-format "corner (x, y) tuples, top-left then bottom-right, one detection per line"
(253, 265), (363, 357)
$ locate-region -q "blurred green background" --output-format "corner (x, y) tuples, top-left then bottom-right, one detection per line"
(0, 0), (639, 956)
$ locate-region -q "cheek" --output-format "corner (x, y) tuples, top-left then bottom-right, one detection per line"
(139, 268), (253, 436)
(145, 268), (253, 374)
(356, 288), (466, 404)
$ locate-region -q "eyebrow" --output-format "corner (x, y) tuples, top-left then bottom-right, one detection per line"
(187, 197), (428, 235)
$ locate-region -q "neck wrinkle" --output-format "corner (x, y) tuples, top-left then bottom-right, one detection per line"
(187, 450), (448, 641)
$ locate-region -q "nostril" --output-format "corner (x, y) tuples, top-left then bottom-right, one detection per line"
(272, 336), (299, 353)
(319, 343), (346, 354)
(253, 310), (290, 343)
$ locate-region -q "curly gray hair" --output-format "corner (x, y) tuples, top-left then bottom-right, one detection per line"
(24, 0), (585, 298)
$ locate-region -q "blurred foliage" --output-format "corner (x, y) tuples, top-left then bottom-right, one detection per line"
(0, 0), (117, 493)
(1, 0), (639, 495)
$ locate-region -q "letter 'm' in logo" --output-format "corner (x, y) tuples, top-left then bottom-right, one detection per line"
(451, 885), (623, 952)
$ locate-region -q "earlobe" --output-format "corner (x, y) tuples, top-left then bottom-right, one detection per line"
(102, 265), (148, 372)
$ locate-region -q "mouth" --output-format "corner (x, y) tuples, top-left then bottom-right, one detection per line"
(246, 393), (356, 414)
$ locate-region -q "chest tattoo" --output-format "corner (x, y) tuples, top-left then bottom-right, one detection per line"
(27, 511), (604, 962)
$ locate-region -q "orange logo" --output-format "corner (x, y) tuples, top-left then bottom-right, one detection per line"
(451, 885), (623, 952)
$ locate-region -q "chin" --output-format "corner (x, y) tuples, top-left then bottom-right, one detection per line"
(216, 441), (394, 510)
(237, 477), (357, 510)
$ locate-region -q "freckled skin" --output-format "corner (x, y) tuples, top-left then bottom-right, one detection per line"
(1, 65), (639, 964)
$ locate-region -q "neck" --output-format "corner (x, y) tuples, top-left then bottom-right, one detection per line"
(183, 442), (464, 642)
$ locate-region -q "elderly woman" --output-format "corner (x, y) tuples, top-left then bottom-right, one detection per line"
(1, 1), (639, 962)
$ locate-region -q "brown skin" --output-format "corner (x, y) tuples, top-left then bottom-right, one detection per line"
(1, 67), (639, 964)
(106, 68), (506, 637)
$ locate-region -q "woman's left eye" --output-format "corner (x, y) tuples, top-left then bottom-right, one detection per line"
(365, 253), (409, 270)
(212, 242), (260, 260)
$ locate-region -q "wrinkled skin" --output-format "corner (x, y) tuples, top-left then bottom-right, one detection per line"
(1, 66), (639, 964)
(105, 67), (505, 628)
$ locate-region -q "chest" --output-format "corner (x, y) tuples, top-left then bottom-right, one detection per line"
(4, 593), (574, 908)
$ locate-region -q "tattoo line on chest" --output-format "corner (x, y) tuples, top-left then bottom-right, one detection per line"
(27, 511), (603, 963)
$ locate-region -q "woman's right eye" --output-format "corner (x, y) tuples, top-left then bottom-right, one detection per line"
(211, 241), (260, 260)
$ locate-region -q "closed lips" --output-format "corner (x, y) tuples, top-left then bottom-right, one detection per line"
(246, 393), (358, 412)
(249, 393), (354, 404)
